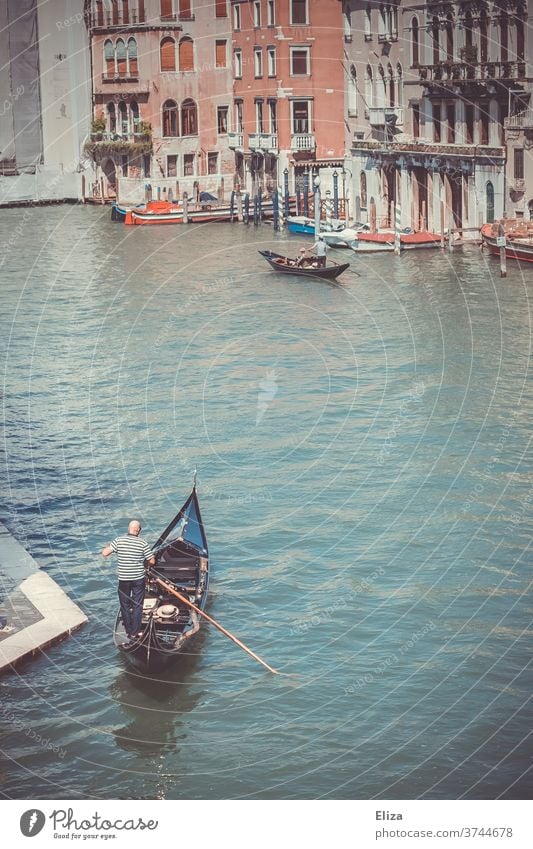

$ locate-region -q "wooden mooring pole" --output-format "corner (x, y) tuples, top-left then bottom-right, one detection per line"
(498, 221), (507, 278)
(440, 201), (445, 249)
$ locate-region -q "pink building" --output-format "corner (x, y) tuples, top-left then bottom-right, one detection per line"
(229, 0), (345, 194)
(86, 0), (235, 201)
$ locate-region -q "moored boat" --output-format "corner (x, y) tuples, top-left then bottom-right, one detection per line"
(259, 249), (350, 280)
(113, 482), (209, 671)
(286, 215), (346, 236)
(481, 220), (533, 263)
(350, 230), (441, 253)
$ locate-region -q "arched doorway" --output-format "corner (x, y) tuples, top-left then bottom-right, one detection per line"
(102, 158), (117, 197)
(486, 181), (494, 223)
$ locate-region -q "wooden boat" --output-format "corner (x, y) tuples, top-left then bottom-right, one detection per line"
(286, 215), (347, 236)
(259, 249), (350, 279)
(113, 483), (209, 671)
(481, 220), (533, 263)
(350, 230), (441, 253)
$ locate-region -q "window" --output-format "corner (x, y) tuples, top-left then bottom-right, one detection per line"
(96, 1), (104, 27)
(160, 37), (176, 71)
(130, 100), (139, 131)
(411, 17), (419, 66)
(116, 39), (127, 76)
(267, 0), (274, 26)
(480, 109), (489, 145)
(143, 154), (150, 177)
(517, 18), (525, 62)
(267, 46), (276, 77)
(365, 65), (373, 108)
(208, 153), (218, 175)
(104, 39), (114, 76)
(179, 37), (194, 71)
(254, 48), (263, 77)
(181, 98), (198, 135)
(121, 153), (128, 174)
(446, 15), (453, 60)
(360, 172), (367, 207)
(167, 155), (178, 177)
(184, 153), (194, 176)
(127, 37), (138, 76)
(446, 103), (455, 143)
(138, 0), (145, 23)
(160, 0), (174, 20)
(433, 103), (441, 143)
(431, 16), (439, 64)
(234, 49), (242, 78)
(118, 100), (128, 133)
(256, 100), (264, 133)
(412, 104), (420, 138)
(387, 63), (394, 107)
(215, 40), (227, 68)
(290, 47), (310, 76)
(112, 0), (119, 24)
(254, 1), (261, 27)
(215, 0), (226, 17)
(217, 105), (228, 134)
(486, 182), (494, 223)
(465, 104), (474, 144)
(233, 3), (241, 29)
(268, 99), (277, 132)
(480, 13), (488, 63)
(107, 102), (116, 133)
(292, 100), (310, 133)
(500, 13), (508, 63)
(162, 99), (179, 136)
(291, 0), (307, 26)
(179, 0), (192, 19)
(235, 100), (243, 132)
(364, 5), (371, 40)
(396, 63), (402, 107)
(348, 64), (357, 116)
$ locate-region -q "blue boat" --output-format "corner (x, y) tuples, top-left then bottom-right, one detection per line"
(286, 215), (347, 236)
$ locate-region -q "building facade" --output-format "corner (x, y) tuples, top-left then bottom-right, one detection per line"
(86, 0), (235, 202)
(341, 1), (523, 233)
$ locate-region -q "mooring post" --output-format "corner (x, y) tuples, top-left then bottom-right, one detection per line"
(448, 213), (454, 251)
(440, 201), (445, 249)
(182, 191), (189, 224)
(498, 220), (507, 278)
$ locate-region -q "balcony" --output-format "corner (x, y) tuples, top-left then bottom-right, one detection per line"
(291, 133), (316, 152)
(228, 132), (244, 150)
(248, 133), (278, 152)
(367, 106), (403, 127)
(350, 137), (505, 164)
(99, 75), (150, 95)
(504, 110), (533, 130)
(90, 9), (145, 29)
(417, 59), (526, 86)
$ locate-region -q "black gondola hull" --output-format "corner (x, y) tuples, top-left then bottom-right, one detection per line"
(259, 249), (350, 280)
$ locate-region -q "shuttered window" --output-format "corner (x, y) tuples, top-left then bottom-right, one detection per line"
(116, 40), (127, 76)
(112, 0), (119, 24)
(104, 40), (114, 77)
(179, 0), (191, 18)
(160, 37), (176, 71)
(181, 99), (197, 136)
(162, 100), (179, 136)
(127, 38), (138, 76)
(179, 38), (194, 71)
(215, 0), (227, 17)
(122, 1), (130, 24)
(160, 0), (173, 19)
(215, 40), (226, 68)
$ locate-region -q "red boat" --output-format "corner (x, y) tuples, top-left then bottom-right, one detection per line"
(481, 220), (533, 263)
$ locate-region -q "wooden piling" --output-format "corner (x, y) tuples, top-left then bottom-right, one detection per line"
(440, 201), (445, 249)
(498, 221), (507, 278)
(182, 191), (189, 224)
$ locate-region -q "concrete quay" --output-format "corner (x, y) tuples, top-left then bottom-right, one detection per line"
(0, 521), (87, 676)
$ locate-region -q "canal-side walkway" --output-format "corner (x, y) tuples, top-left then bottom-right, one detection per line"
(0, 522), (87, 675)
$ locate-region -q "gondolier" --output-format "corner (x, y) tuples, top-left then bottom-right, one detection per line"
(102, 521), (155, 645)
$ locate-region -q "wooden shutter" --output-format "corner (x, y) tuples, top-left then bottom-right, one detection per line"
(160, 37), (176, 71)
(122, 0), (129, 24)
(128, 39), (138, 76)
(116, 41), (127, 76)
(160, 0), (173, 18)
(179, 0), (191, 18)
(215, 0), (227, 17)
(215, 40), (226, 68)
(179, 39), (194, 72)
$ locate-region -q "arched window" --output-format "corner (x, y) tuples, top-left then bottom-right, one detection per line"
(130, 100), (139, 132)
(516, 17), (525, 62)
(116, 39), (127, 76)
(127, 38), (138, 76)
(431, 16), (440, 64)
(104, 39), (114, 77)
(446, 14), (453, 60)
(118, 100), (128, 134)
(387, 63), (394, 107)
(181, 98), (198, 135)
(365, 64), (373, 108)
(348, 64), (357, 116)
(377, 64), (386, 107)
(107, 102), (116, 133)
(162, 99), (179, 136)
(396, 63), (403, 107)
(500, 13), (508, 62)
(480, 12), (488, 63)
(179, 37), (194, 71)
(360, 172), (367, 208)
(160, 36), (176, 71)
(411, 17), (419, 66)
(464, 12), (472, 48)
(486, 182), (494, 224)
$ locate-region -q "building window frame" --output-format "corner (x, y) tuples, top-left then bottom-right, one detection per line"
(267, 46), (276, 77)
(234, 49), (242, 79)
(290, 0), (308, 26)
(267, 0), (275, 26)
(253, 0), (261, 27)
(290, 45), (310, 76)
(217, 105), (229, 134)
(254, 47), (263, 78)
(291, 98), (312, 134)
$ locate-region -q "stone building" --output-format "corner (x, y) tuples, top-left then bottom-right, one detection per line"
(341, 1), (524, 232)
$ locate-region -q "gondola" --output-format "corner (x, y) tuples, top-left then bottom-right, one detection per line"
(113, 482), (209, 671)
(259, 249), (350, 280)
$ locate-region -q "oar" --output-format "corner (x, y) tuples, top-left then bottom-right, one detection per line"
(149, 571), (281, 675)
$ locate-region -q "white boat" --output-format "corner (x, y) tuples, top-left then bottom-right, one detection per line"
(322, 224), (370, 248)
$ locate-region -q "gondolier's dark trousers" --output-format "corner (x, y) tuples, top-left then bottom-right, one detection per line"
(118, 578), (144, 636)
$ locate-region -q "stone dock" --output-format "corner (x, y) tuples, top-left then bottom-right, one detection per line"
(0, 521), (87, 675)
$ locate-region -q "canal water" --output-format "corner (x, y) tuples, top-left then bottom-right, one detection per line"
(0, 205), (531, 800)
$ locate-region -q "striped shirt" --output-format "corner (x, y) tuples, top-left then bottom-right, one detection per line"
(111, 534), (152, 581)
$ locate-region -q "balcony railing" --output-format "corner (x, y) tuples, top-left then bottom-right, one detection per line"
(228, 132), (244, 149)
(367, 106), (403, 127)
(350, 137), (505, 161)
(505, 110), (533, 130)
(291, 133), (316, 152)
(417, 59), (526, 84)
(248, 133), (278, 151)
(90, 131), (151, 143)
(99, 76), (150, 94)
(90, 8), (144, 28)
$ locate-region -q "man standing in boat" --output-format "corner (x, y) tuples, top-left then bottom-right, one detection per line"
(101, 520), (155, 645)
(312, 234), (327, 267)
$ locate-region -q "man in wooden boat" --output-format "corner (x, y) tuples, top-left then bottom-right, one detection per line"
(313, 235), (327, 267)
(101, 521), (155, 646)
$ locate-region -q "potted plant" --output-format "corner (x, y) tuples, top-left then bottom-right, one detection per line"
(91, 114), (106, 140)
(134, 120), (152, 141)
(459, 45), (478, 66)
